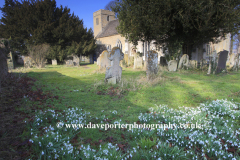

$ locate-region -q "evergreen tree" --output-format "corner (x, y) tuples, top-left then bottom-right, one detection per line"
(113, 0), (240, 57)
(0, 0), (96, 63)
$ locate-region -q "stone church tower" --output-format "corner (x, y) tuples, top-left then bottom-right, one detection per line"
(93, 9), (115, 38)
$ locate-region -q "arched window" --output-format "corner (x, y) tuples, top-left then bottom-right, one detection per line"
(96, 18), (99, 25)
(107, 16), (110, 21)
(107, 45), (111, 51)
(116, 39), (122, 51)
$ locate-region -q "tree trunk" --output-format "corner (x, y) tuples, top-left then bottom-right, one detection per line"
(230, 33), (234, 55)
(79, 54), (82, 66)
(0, 48), (9, 91)
(182, 43), (193, 60)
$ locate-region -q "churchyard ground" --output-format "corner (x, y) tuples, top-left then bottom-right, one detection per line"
(1, 64), (240, 159)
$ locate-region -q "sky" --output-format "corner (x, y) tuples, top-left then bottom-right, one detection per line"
(0, 0), (112, 30)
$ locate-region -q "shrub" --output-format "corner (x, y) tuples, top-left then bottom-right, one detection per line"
(27, 44), (50, 68)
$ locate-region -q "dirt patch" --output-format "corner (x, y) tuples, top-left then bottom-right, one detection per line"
(0, 74), (35, 159)
(82, 66), (90, 69)
(0, 73), (58, 160)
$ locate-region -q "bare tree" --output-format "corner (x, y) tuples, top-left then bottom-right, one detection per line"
(27, 44), (50, 68)
(104, 0), (117, 11)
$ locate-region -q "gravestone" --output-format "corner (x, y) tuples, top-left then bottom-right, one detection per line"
(168, 60), (178, 71)
(17, 55), (24, 65)
(216, 50), (228, 74)
(231, 53), (239, 71)
(73, 56), (79, 66)
(23, 56), (34, 68)
(129, 56), (134, 67)
(146, 50), (158, 79)
(134, 52), (143, 69)
(97, 57), (100, 65)
(159, 56), (167, 66)
(121, 54), (129, 67)
(89, 54), (94, 64)
(52, 59), (57, 65)
(84, 56), (90, 63)
(7, 51), (16, 70)
(105, 47), (124, 84)
(66, 60), (74, 66)
(189, 60), (198, 69)
(207, 57), (213, 75)
(99, 50), (111, 70)
(178, 54), (190, 69)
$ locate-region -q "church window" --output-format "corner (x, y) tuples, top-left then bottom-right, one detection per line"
(116, 39), (122, 51)
(107, 16), (110, 21)
(96, 18), (99, 25)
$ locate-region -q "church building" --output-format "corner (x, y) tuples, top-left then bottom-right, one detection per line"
(93, 9), (231, 63)
(93, 9), (162, 62)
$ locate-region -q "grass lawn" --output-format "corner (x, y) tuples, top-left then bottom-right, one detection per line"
(4, 64), (240, 159)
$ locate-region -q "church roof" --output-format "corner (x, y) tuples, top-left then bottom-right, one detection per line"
(96, 19), (119, 38)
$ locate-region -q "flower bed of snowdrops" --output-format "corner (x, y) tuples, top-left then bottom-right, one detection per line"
(27, 99), (240, 160)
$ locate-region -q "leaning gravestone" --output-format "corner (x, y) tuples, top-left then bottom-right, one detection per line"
(168, 60), (178, 71)
(178, 54), (190, 69)
(52, 59), (57, 65)
(216, 50), (228, 74)
(159, 57), (167, 66)
(134, 52), (143, 69)
(105, 47), (124, 84)
(99, 50), (111, 70)
(146, 50), (158, 79)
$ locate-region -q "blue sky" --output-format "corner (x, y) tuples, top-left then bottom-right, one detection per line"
(0, 0), (112, 30)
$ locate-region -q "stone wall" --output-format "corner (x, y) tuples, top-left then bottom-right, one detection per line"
(96, 34), (126, 54)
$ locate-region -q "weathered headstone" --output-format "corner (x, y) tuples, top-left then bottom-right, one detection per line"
(52, 59), (57, 65)
(189, 60), (198, 69)
(105, 47), (124, 84)
(99, 50), (111, 70)
(66, 60), (74, 66)
(6, 51), (16, 70)
(97, 57), (100, 65)
(23, 56), (34, 68)
(146, 50), (158, 79)
(178, 54), (190, 69)
(84, 56), (90, 63)
(89, 54), (94, 64)
(73, 56), (80, 66)
(134, 52), (143, 69)
(168, 60), (178, 71)
(159, 56), (167, 66)
(207, 57), (213, 75)
(216, 50), (228, 74)
(227, 53), (235, 68)
(129, 56), (134, 67)
(121, 54), (129, 67)
(17, 55), (24, 65)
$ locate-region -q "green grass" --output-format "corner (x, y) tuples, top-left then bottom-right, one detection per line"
(13, 64), (240, 159)
(17, 64), (240, 116)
